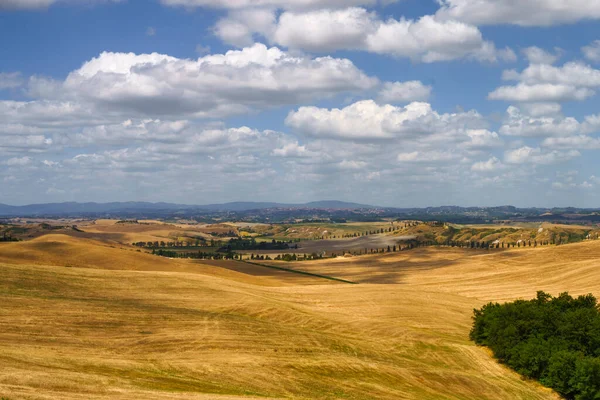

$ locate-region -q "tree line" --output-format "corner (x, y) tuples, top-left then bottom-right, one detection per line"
(470, 291), (600, 400)
(152, 249), (239, 260)
(218, 238), (295, 251)
(0, 232), (20, 242)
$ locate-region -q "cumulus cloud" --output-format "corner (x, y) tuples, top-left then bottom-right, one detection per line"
(520, 102), (562, 117)
(272, 7), (375, 52)
(489, 83), (595, 102)
(466, 129), (503, 149)
(0, 100), (110, 128)
(3, 156), (33, 166)
(214, 8), (277, 47)
(0, 72), (24, 90)
(285, 100), (485, 140)
(195, 44), (211, 54)
(272, 142), (313, 158)
(378, 81), (432, 103)
(504, 146), (580, 165)
(582, 40), (600, 63)
(522, 46), (561, 65)
(0, 135), (53, 154)
(365, 14), (514, 62)
(471, 157), (503, 172)
(160, 0), (388, 10)
(500, 106), (588, 137)
(436, 0), (600, 27)
(215, 7), (515, 63)
(504, 62), (600, 87)
(18, 44), (377, 120)
(397, 150), (459, 163)
(490, 62), (600, 102)
(3, 0), (600, 206)
(542, 135), (600, 150)
(55, 119), (192, 147)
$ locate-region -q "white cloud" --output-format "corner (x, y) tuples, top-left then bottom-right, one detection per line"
(214, 8), (276, 47)
(0, 0), (55, 9)
(43, 160), (60, 167)
(160, 0), (391, 10)
(583, 40), (600, 63)
(285, 100), (484, 140)
(3, 0), (600, 206)
(466, 129), (503, 149)
(367, 15), (498, 63)
(490, 62), (600, 102)
(397, 150), (459, 163)
(489, 83), (595, 102)
(0, 72), (24, 90)
(272, 7), (375, 52)
(195, 44), (211, 54)
(19, 44), (377, 120)
(216, 7), (514, 63)
(504, 146), (580, 165)
(272, 142), (313, 158)
(0, 135), (53, 154)
(499, 106), (600, 139)
(0, 100), (109, 128)
(522, 46), (561, 65)
(338, 160), (368, 170)
(3, 156), (33, 166)
(436, 0), (600, 27)
(471, 157), (503, 172)
(355, 13), (514, 62)
(378, 81), (432, 103)
(520, 102), (562, 117)
(505, 62), (600, 87)
(0, 0), (122, 10)
(146, 27), (156, 36)
(542, 135), (600, 149)
(500, 106), (586, 137)
(56, 119), (192, 147)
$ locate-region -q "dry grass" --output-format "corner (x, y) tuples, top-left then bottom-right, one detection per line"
(4, 234), (599, 399)
(276, 242), (600, 301)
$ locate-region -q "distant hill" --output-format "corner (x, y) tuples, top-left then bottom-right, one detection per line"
(0, 200), (379, 217)
(2, 201), (600, 222)
(303, 201), (374, 209)
(0, 202), (195, 217)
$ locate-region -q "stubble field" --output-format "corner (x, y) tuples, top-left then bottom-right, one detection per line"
(2, 230), (598, 399)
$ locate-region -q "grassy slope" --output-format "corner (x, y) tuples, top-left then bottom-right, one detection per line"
(392, 222), (598, 246)
(3, 235), (595, 399)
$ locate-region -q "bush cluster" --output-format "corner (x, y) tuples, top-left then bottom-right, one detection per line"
(470, 291), (600, 400)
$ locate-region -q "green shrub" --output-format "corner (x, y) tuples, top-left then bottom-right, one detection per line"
(471, 291), (600, 399)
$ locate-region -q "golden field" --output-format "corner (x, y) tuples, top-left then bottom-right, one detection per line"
(2, 231), (600, 399)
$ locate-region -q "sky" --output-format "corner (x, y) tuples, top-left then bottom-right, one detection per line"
(1, 0), (600, 207)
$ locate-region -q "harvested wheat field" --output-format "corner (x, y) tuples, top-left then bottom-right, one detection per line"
(4, 237), (600, 399)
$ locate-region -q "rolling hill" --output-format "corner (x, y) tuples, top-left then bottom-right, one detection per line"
(5, 233), (599, 398)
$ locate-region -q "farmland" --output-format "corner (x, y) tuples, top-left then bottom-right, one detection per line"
(1, 218), (600, 399)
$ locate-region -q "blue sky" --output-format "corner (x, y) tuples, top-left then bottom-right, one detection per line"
(1, 0), (600, 207)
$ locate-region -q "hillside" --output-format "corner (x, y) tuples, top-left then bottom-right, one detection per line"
(6, 235), (598, 398)
(390, 222), (599, 247)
